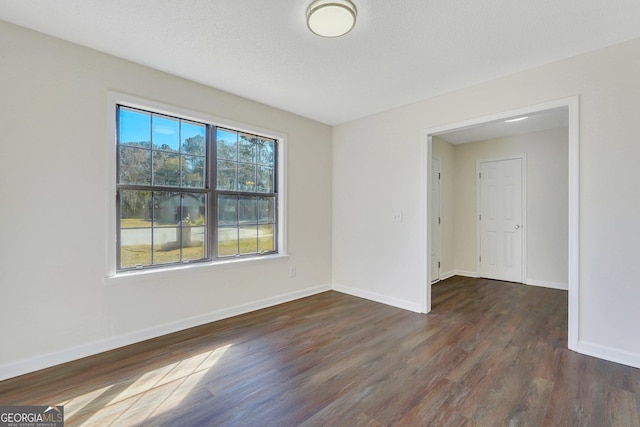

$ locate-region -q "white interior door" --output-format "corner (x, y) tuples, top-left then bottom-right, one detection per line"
(478, 158), (523, 283)
(431, 157), (441, 282)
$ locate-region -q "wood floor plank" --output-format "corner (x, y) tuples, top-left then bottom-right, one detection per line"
(1, 277), (639, 426)
(504, 376), (554, 426)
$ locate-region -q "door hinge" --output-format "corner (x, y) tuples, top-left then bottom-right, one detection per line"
(438, 217), (441, 224)
(479, 172), (482, 179)
(438, 261), (441, 268)
(479, 214), (482, 221)
(438, 172), (441, 179)
(479, 255), (482, 262)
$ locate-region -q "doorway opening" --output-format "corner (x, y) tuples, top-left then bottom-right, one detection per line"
(422, 96), (579, 351)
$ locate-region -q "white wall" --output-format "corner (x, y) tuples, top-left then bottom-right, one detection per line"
(333, 38), (640, 367)
(0, 21), (333, 379)
(434, 129), (568, 287)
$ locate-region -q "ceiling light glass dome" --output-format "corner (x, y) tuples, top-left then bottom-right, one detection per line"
(307, 0), (357, 38)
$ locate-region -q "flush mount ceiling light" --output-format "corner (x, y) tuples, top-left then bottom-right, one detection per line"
(307, 0), (357, 38)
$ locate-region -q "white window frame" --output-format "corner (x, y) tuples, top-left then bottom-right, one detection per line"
(105, 92), (288, 282)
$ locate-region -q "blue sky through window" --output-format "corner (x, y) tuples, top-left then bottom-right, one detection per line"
(119, 108), (150, 145)
(119, 107), (205, 151)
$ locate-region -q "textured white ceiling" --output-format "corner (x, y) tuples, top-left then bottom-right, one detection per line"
(2, 0), (640, 125)
(437, 108), (568, 145)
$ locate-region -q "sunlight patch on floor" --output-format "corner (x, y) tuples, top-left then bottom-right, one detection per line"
(60, 344), (232, 426)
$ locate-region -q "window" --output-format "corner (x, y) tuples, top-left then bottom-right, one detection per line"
(116, 105), (278, 271)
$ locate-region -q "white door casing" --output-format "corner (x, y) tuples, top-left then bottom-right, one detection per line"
(478, 158), (524, 283)
(431, 157), (441, 282)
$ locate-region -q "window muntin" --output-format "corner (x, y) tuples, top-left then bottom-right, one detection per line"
(116, 106), (277, 271)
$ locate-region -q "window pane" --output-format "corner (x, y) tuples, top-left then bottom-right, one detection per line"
(153, 151), (181, 187)
(182, 122), (205, 155)
(259, 224), (275, 253)
(152, 115), (180, 152)
(120, 190), (152, 228)
(119, 107), (150, 148)
(258, 197), (275, 224)
(238, 134), (257, 163)
(218, 226), (238, 257)
(153, 227), (181, 264)
(182, 193), (206, 226)
(238, 163), (256, 192)
(218, 195), (237, 226)
(258, 139), (275, 165)
(153, 191), (181, 226)
(120, 228), (152, 268)
(217, 160), (237, 190)
(188, 193), (208, 226)
(238, 196), (257, 224)
(184, 245), (206, 261)
(257, 166), (273, 193)
(184, 226), (206, 261)
(217, 129), (237, 161)
(181, 224), (205, 258)
(119, 146), (151, 185)
(239, 225), (258, 255)
(182, 155), (205, 188)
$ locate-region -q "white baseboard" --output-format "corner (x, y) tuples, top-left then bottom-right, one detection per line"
(525, 278), (568, 290)
(576, 340), (640, 369)
(453, 270), (478, 278)
(439, 270), (456, 280)
(333, 284), (422, 313)
(438, 272), (566, 291)
(433, 270), (477, 281)
(431, 270), (478, 284)
(0, 284), (331, 382)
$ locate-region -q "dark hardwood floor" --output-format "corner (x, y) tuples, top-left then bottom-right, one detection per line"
(1, 276), (639, 426)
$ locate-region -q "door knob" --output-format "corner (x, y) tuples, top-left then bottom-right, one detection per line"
(515, 224), (520, 229)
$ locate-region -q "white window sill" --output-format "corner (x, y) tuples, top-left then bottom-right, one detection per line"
(105, 253), (289, 285)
